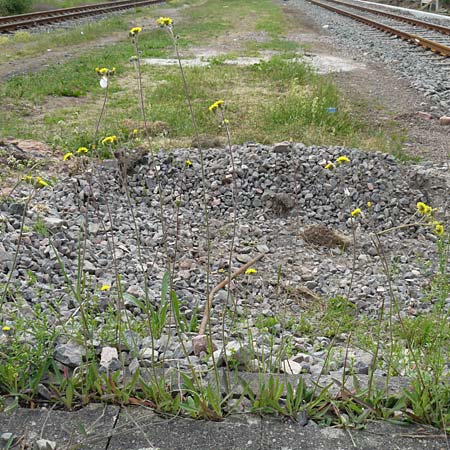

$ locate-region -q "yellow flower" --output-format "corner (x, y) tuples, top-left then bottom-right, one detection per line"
(100, 284), (111, 291)
(432, 221), (444, 236)
(336, 156), (350, 164)
(367, 201), (372, 208)
(96, 67), (114, 77)
(417, 202), (432, 215)
(132, 129), (139, 135)
(35, 176), (49, 188)
(185, 159), (193, 166)
(208, 99), (224, 112)
(129, 26), (142, 36)
(156, 17), (173, 27)
(351, 208), (361, 217)
(63, 152), (74, 161)
(22, 175), (34, 184)
(2, 326), (10, 332)
(101, 135), (118, 145)
(245, 268), (257, 275)
(324, 162), (335, 170)
(76, 147), (89, 154)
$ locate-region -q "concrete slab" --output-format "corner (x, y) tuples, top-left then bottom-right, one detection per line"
(0, 403), (119, 449)
(0, 405), (448, 450)
(260, 417), (448, 450)
(107, 410), (261, 450)
(141, 54), (365, 74)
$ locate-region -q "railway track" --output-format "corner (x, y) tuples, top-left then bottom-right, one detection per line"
(0, 0), (164, 33)
(309, 0), (450, 57)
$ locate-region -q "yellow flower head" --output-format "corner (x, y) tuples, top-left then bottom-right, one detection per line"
(22, 175), (34, 184)
(2, 326), (11, 332)
(132, 129), (139, 135)
(367, 201), (372, 208)
(63, 152), (74, 161)
(76, 146), (89, 155)
(156, 17), (173, 27)
(100, 284), (111, 291)
(35, 176), (49, 188)
(101, 135), (118, 145)
(324, 162), (335, 170)
(432, 221), (445, 236)
(96, 67), (115, 77)
(185, 159), (193, 167)
(129, 26), (142, 37)
(336, 155), (350, 164)
(208, 99), (224, 113)
(351, 208), (362, 217)
(417, 202), (432, 215)
(245, 268), (257, 275)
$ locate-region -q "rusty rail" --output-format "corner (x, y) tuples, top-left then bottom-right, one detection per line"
(0, 0), (164, 32)
(323, 0), (450, 36)
(310, 0), (450, 56)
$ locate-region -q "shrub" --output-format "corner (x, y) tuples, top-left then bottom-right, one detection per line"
(0, 0), (33, 16)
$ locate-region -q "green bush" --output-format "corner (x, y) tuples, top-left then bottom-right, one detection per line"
(0, 0), (33, 16)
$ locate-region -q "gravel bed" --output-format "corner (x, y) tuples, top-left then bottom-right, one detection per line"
(0, 143), (449, 375)
(293, 0), (450, 116)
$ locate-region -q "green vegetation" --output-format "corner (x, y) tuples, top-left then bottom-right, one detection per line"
(1, 0), (448, 434)
(0, 0), (32, 15)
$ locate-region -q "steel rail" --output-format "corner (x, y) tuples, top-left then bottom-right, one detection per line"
(322, 0), (450, 36)
(0, 0), (163, 32)
(0, 0), (134, 23)
(309, 0), (450, 56)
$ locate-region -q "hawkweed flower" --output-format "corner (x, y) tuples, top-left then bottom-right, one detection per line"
(245, 268), (257, 275)
(100, 284), (111, 291)
(76, 146), (89, 155)
(208, 99), (224, 113)
(336, 155), (350, 164)
(22, 175), (34, 184)
(416, 201), (432, 215)
(101, 135), (118, 145)
(129, 26), (142, 37)
(351, 208), (361, 217)
(156, 17), (173, 27)
(432, 221), (445, 236)
(367, 201), (372, 208)
(2, 326), (11, 332)
(324, 162), (335, 170)
(63, 152), (74, 161)
(95, 67), (115, 88)
(185, 159), (193, 167)
(35, 176), (49, 188)
(132, 129), (139, 136)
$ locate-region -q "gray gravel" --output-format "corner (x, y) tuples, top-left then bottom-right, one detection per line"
(0, 143), (449, 376)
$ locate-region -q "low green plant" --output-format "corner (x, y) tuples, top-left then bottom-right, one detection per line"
(0, 0), (32, 15)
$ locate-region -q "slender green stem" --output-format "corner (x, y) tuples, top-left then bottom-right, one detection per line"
(0, 187), (34, 308)
(93, 84), (109, 148)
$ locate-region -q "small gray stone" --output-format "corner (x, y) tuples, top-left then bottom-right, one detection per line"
(54, 343), (85, 367)
(34, 439), (57, 450)
(100, 346), (120, 371)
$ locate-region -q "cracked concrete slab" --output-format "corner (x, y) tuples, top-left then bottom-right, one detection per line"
(0, 405), (448, 450)
(0, 403), (119, 450)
